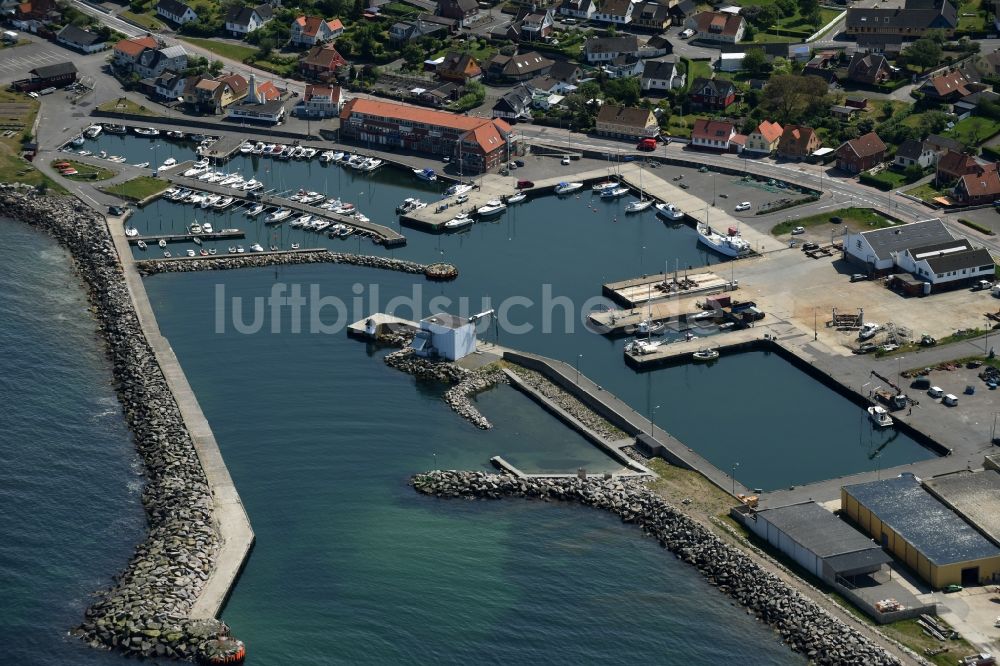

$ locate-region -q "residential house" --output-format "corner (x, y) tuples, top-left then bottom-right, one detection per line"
(836, 132), (887, 173)
(183, 73), (248, 114)
(954, 168), (1000, 205)
(777, 125), (821, 160)
(641, 58), (685, 91)
(593, 0), (633, 25)
(583, 35), (639, 63)
(924, 134), (963, 155)
(691, 118), (737, 151)
(228, 98), (285, 124)
(250, 77), (282, 103)
(519, 10), (554, 41)
(643, 35), (673, 57)
(299, 43), (348, 81)
(151, 70), (185, 100)
(744, 120), (783, 155)
(290, 15), (344, 47)
(982, 49), (1000, 77)
(632, 2), (671, 31)
(669, 0), (696, 26)
(558, 0), (595, 19)
(299, 83), (342, 118)
(954, 89), (1000, 119)
(438, 0), (479, 26)
(893, 139), (937, 169)
(846, 53), (892, 86)
(688, 77), (736, 110)
(112, 35), (159, 68)
(595, 104), (659, 139)
(936, 149), (983, 185)
(14, 0), (57, 21)
(855, 33), (904, 56)
(135, 45), (188, 80)
(224, 4), (273, 38)
(339, 98), (515, 173)
(492, 84), (533, 120)
(155, 0), (197, 25)
(418, 82), (460, 107)
(390, 15), (453, 42)
(549, 60), (582, 84)
(603, 54), (644, 79)
(56, 25), (106, 54)
(482, 51), (554, 82)
(527, 75), (574, 95)
(846, 0), (957, 38)
(919, 67), (977, 102)
(437, 51), (481, 82)
(685, 11), (746, 43)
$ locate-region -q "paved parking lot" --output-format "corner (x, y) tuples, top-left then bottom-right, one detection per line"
(0, 40), (76, 83)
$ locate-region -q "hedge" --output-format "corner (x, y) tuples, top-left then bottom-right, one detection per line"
(958, 218), (996, 235)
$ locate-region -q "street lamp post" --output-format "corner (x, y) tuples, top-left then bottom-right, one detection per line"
(732, 462), (740, 495)
(576, 354), (583, 384)
(649, 404), (660, 435)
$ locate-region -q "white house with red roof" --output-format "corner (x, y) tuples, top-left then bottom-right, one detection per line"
(290, 15), (344, 47)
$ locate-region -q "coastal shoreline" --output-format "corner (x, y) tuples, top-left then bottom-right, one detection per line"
(0, 184), (247, 662)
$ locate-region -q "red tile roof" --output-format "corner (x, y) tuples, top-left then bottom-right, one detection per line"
(294, 15), (343, 37)
(754, 120), (783, 144)
(114, 35), (158, 57)
(958, 168), (1000, 199)
(842, 131), (886, 159)
(692, 118), (735, 141)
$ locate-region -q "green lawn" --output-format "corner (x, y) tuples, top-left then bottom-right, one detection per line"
(905, 182), (949, 203)
(944, 116), (1000, 146)
(102, 176), (169, 202)
(0, 89), (63, 191)
(861, 168), (911, 190)
(98, 98), (159, 116)
(683, 59), (714, 87)
(179, 37), (256, 63)
(771, 207), (893, 235)
(119, 10), (163, 31)
(957, 0), (987, 31)
(665, 113), (700, 139)
(51, 159), (115, 181)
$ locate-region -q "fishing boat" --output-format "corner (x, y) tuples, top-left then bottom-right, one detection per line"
(692, 348), (720, 362)
(250, 243), (264, 252)
(476, 199), (506, 217)
(84, 124), (102, 138)
(655, 203), (684, 220)
(444, 212), (473, 230)
(265, 208), (292, 224)
(508, 192), (527, 204)
(867, 405), (894, 428)
(696, 223), (750, 258)
(600, 186), (630, 199)
(133, 127), (160, 137)
(104, 124), (127, 135)
(137, 240), (147, 250)
(246, 203), (265, 216)
(413, 168), (437, 181)
(124, 226), (139, 237)
(554, 182), (583, 195)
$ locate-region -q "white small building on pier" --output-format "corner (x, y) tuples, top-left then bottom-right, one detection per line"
(413, 313), (477, 361)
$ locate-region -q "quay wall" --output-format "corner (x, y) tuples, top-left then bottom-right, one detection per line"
(91, 110), (320, 142)
(0, 184), (249, 663)
(412, 470), (903, 666)
(136, 251), (435, 277)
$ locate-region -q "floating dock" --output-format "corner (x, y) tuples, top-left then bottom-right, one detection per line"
(135, 248), (327, 263)
(199, 136), (246, 163)
(602, 270), (734, 308)
(130, 230), (244, 245)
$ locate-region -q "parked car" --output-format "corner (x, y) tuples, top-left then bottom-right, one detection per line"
(850, 274), (868, 282)
(801, 242), (819, 251)
(561, 156), (570, 165)
(791, 226), (805, 234)
(734, 201), (751, 212)
(516, 179), (534, 189)
(679, 28), (695, 38)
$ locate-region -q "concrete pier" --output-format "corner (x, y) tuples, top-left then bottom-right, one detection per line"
(200, 135), (246, 163)
(106, 211), (254, 620)
(347, 313), (418, 339)
(130, 230), (244, 244)
(602, 270), (734, 308)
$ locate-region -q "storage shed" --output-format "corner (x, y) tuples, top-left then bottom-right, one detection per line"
(842, 474), (1000, 588)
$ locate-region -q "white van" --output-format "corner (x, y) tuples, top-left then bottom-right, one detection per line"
(943, 394), (959, 406)
(928, 386), (944, 399)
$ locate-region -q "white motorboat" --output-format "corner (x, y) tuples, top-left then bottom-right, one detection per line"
(692, 348), (720, 362)
(208, 248), (217, 255)
(108, 156), (126, 163)
(186, 249), (196, 257)
(600, 186), (630, 199)
(637, 319), (665, 335)
(625, 339), (663, 355)
(132, 161), (150, 168)
(165, 130), (185, 140)
(213, 195), (235, 209)
(77, 150), (92, 156)
(333, 202), (355, 215)
(655, 203), (684, 220)
(444, 212), (473, 230)
(84, 124), (102, 138)
(696, 223), (750, 258)
(202, 222), (213, 233)
(353, 212), (370, 223)
(160, 157), (177, 169)
(265, 208), (292, 224)
(236, 245), (245, 253)
(163, 250), (171, 258)
(158, 239), (167, 248)
(508, 192), (527, 204)
(240, 142), (254, 154)
(625, 198), (653, 213)
(200, 195), (221, 209)
(290, 146), (305, 159)
(183, 165), (209, 178)
(300, 192), (325, 205)
(331, 151), (345, 162)
(554, 182), (583, 195)
(187, 193), (206, 205)
(476, 199), (507, 217)
(228, 246), (237, 253)
(189, 222), (203, 234)
(133, 127), (159, 137)
(250, 243), (264, 252)
(302, 147), (318, 159)
(396, 198), (426, 214)
(446, 182), (474, 196)
(242, 179), (263, 191)
(413, 168), (437, 181)
(70, 135), (86, 147)
(859, 322), (880, 341)
(591, 180), (617, 191)
(246, 203), (265, 216)
(291, 214), (313, 228)
(313, 220), (332, 232)
(290, 243), (300, 250)
(205, 172), (225, 183)
(320, 150), (335, 162)
(124, 226), (139, 237)
(360, 157), (382, 171)
(218, 174), (241, 187)
(104, 124), (127, 135)
(868, 405), (894, 428)
(137, 240), (147, 250)
(200, 249), (209, 256)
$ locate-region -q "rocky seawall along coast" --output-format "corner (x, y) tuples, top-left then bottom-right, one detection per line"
(137, 251), (457, 281)
(0, 184), (243, 664)
(383, 347), (507, 429)
(412, 471), (902, 666)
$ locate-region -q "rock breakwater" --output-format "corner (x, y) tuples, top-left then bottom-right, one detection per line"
(0, 184), (241, 663)
(384, 349), (506, 428)
(412, 470), (902, 666)
(136, 250), (436, 277)
(507, 365), (627, 441)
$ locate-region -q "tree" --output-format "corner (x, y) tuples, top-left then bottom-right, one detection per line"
(743, 47), (769, 76)
(761, 74), (828, 123)
(209, 59), (224, 76)
(775, 0), (796, 17)
(799, 0), (819, 18)
(903, 38), (942, 69)
(401, 43), (423, 68)
(604, 76), (640, 106)
(904, 163), (924, 181)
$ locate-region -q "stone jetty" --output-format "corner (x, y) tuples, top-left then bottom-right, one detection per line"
(384, 348), (506, 429)
(136, 250), (439, 278)
(412, 471), (902, 666)
(506, 365), (626, 441)
(0, 184), (242, 663)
